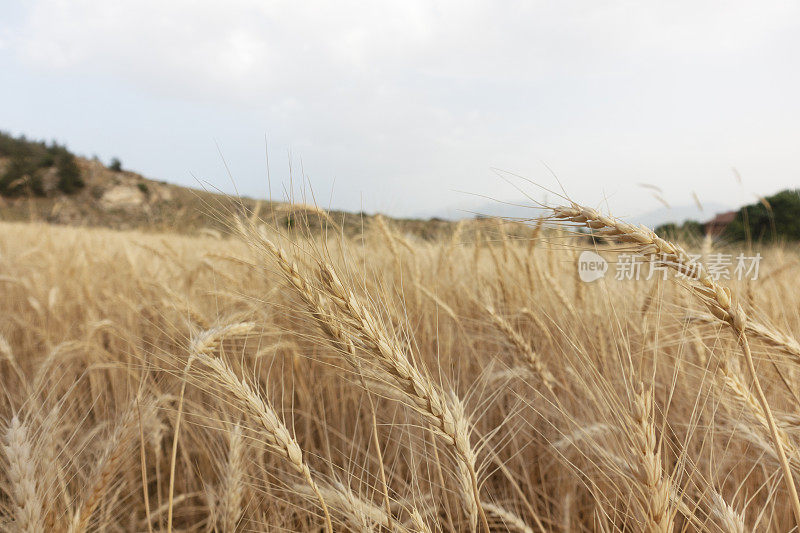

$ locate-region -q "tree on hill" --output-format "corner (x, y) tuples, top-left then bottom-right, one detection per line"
(0, 156), (46, 196)
(0, 131), (85, 196)
(56, 152), (84, 194)
(654, 219), (703, 240)
(724, 189), (800, 242)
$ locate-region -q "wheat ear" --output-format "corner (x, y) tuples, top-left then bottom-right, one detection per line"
(484, 305), (555, 393)
(68, 407), (138, 533)
(482, 502), (534, 533)
(690, 311), (800, 362)
(551, 202), (800, 527)
(167, 321), (256, 532)
(194, 352), (333, 533)
(3, 416), (45, 533)
(296, 482), (427, 533)
(316, 261), (488, 532)
(250, 232), (488, 531)
(709, 491), (745, 533)
(629, 384), (674, 532)
(719, 357), (800, 467)
(218, 424), (245, 532)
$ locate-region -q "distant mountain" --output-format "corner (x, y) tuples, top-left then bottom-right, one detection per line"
(423, 199), (545, 222)
(428, 199), (734, 228)
(628, 203), (733, 228)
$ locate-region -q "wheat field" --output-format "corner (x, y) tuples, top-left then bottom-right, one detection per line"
(1, 203), (799, 532)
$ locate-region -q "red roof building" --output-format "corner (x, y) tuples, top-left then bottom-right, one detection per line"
(704, 210), (737, 236)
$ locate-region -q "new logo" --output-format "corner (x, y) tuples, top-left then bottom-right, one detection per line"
(577, 251), (608, 282)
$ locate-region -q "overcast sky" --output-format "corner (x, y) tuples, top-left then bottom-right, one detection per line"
(1, 1), (798, 218)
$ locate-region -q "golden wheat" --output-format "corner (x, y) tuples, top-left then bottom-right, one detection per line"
(0, 204), (799, 532)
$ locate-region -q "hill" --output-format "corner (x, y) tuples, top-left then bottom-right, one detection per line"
(0, 131), (454, 238)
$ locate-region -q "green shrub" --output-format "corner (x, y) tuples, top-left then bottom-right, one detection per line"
(724, 189), (800, 241)
(655, 220), (702, 240)
(56, 153), (84, 194)
(0, 131), (85, 197)
(40, 153), (56, 167)
(110, 158), (122, 172)
(0, 157), (45, 197)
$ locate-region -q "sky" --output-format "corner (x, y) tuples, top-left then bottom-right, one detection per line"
(1, 1), (799, 219)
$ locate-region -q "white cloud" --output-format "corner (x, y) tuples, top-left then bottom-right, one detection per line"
(14, 1), (796, 99)
(2, 1), (799, 216)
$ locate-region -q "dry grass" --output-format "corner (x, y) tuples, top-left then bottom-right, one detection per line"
(0, 200), (799, 532)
